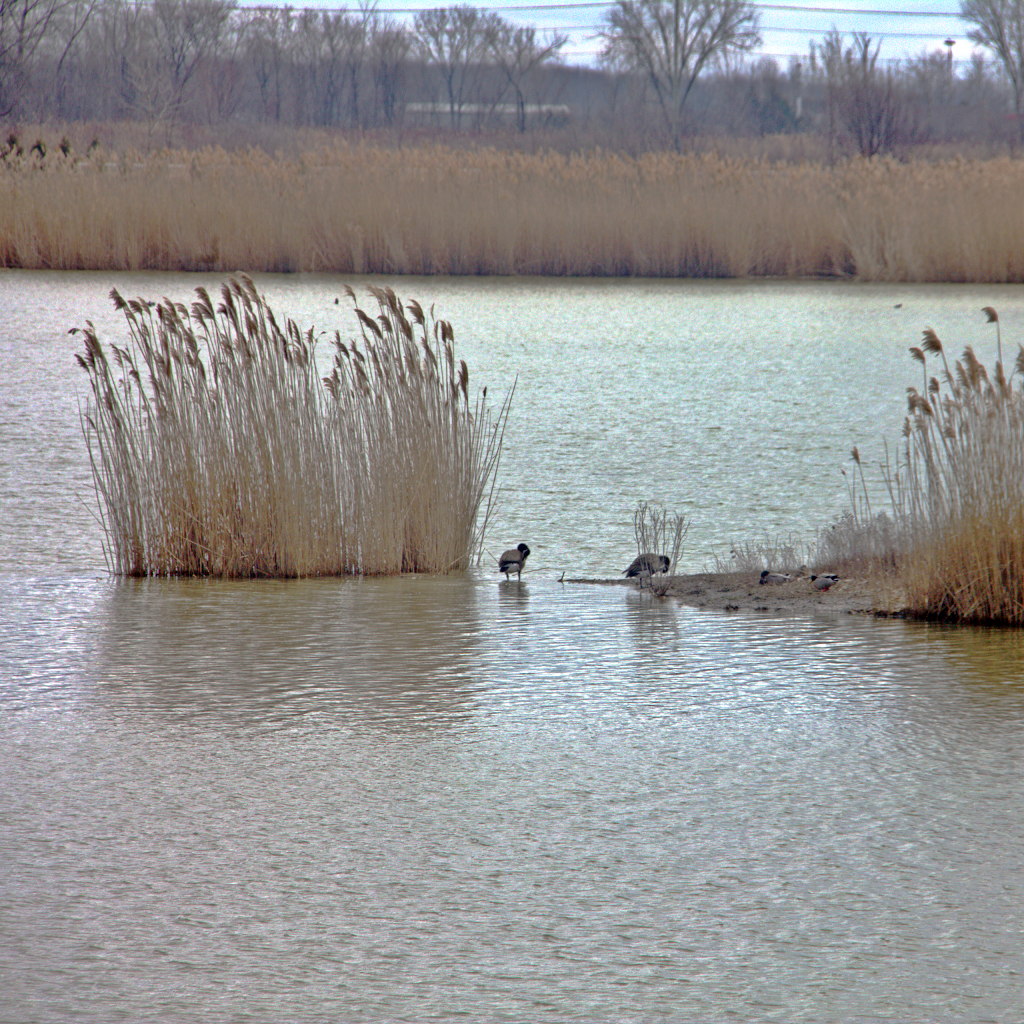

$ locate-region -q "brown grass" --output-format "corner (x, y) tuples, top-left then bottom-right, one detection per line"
(75, 275), (511, 577)
(884, 309), (1024, 623)
(5, 133), (1024, 281)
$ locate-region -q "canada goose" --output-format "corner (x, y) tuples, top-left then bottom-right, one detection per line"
(498, 543), (530, 581)
(624, 553), (670, 579)
(811, 573), (839, 591)
(759, 570), (791, 585)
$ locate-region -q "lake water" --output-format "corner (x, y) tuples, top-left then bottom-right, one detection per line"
(4, 271), (1024, 1022)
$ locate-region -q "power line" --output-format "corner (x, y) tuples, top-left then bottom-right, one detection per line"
(370, 2), (962, 14)
(263, 1), (963, 16)
(549, 21), (963, 35)
(237, 0), (974, 61)
(756, 3), (956, 13)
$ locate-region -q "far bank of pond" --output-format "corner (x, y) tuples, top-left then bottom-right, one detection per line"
(3, 145), (1024, 282)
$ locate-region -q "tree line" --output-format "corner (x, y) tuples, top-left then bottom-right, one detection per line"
(3, 0), (1024, 154)
(1, 0), (574, 132)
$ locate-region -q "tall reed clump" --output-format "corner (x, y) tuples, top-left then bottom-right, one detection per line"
(76, 275), (511, 577)
(19, 141), (1024, 281)
(887, 308), (1024, 623)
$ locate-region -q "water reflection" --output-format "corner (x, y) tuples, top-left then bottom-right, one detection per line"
(495, 578), (531, 608)
(89, 574), (486, 727)
(4, 572), (1024, 1023)
(8, 570), (1024, 742)
(7, 272), (1024, 1020)
(906, 618), (1024, 687)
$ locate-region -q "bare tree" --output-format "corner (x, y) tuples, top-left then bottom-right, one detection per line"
(293, 9), (341, 125)
(490, 23), (566, 131)
(810, 27), (844, 161)
(322, 11), (351, 125)
(413, 5), (501, 128)
(197, 6), (245, 123)
(119, 7), (179, 143)
(840, 33), (912, 157)
(961, 0), (1024, 137)
(150, 0), (235, 121)
(961, 50), (1010, 132)
(905, 46), (958, 142)
(811, 30), (911, 158)
(742, 57), (798, 135)
(244, 5), (292, 122)
(371, 16), (409, 126)
(289, 7), (374, 128)
(0, 0), (96, 115)
(84, 0), (152, 120)
(31, 0), (97, 117)
(338, 3), (377, 127)
(599, 0), (760, 148)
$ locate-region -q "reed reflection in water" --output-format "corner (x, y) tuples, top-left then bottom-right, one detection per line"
(4, 574), (1024, 1021)
(87, 574), (486, 725)
(5, 270), (1024, 1021)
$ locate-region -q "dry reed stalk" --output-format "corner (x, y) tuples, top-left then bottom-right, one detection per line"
(812, 510), (900, 578)
(834, 157), (1024, 282)
(711, 533), (811, 575)
(7, 141), (1024, 280)
(807, 445), (902, 578)
(631, 500), (688, 593)
(886, 309), (1024, 623)
(76, 275), (510, 577)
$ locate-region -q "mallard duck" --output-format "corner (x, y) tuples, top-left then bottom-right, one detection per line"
(498, 543), (530, 581)
(759, 570), (791, 585)
(811, 573), (839, 591)
(624, 553), (670, 579)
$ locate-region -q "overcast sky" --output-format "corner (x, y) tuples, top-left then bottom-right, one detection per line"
(256, 1), (973, 70)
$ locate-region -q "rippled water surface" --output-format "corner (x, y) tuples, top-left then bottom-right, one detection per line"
(4, 272), (1024, 1022)
(7, 270), (1024, 575)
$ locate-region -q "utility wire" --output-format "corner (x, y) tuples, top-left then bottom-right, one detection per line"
(549, 23), (962, 37)
(240, 1), (963, 18)
(364, 2), (962, 14)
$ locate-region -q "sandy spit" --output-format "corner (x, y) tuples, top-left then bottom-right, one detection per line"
(566, 571), (907, 618)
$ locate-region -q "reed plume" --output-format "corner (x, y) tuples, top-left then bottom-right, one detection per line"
(886, 310), (1024, 623)
(76, 275), (511, 576)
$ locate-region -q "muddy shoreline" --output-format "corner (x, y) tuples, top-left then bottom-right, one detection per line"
(568, 571), (906, 617)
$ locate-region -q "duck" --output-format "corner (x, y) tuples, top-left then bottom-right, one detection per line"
(759, 570), (791, 585)
(811, 573), (839, 591)
(624, 553), (670, 579)
(498, 543), (530, 581)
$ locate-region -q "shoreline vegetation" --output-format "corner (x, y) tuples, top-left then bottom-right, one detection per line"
(76, 276), (511, 577)
(48, 115), (1024, 624)
(599, 303), (1024, 627)
(3, 130), (1024, 282)
(71, 273), (1024, 625)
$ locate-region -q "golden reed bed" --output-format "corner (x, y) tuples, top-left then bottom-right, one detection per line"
(4, 141), (1024, 281)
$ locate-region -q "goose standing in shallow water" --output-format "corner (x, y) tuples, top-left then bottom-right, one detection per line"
(499, 543), (530, 581)
(624, 553), (670, 580)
